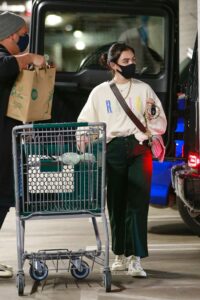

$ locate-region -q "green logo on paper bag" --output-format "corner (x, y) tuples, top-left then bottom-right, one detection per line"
(31, 88), (38, 100)
(10, 83), (24, 100)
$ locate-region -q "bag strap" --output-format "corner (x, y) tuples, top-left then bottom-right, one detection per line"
(109, 81), (147, 134)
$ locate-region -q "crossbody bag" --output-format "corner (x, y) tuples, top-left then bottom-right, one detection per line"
(109, 81), (165, 162)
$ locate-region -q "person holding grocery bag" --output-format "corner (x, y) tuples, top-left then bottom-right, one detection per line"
(0, 11), (46, 278)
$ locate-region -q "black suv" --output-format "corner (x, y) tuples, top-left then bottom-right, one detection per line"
(171, 37), (200, 235)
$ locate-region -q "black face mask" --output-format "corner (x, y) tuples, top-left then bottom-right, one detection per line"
(17, 33), (29, 52)
(117, 63), (136, 79)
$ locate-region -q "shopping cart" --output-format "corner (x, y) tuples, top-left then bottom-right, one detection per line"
(12, 122), (111, 296)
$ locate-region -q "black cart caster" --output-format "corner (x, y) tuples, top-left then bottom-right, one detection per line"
(70, 260), (90, 279)
(29, 260), (48, 281)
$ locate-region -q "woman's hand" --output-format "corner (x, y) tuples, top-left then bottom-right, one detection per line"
(146, 98), (155, 105)
(76, 135), (89, 153)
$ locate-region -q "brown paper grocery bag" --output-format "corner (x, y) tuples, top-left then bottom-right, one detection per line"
(7, 66), (56, 122)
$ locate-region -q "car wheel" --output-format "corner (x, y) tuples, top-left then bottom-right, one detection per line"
(177, 196), (200, 236)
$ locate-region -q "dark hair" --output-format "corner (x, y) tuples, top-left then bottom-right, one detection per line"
(99, 42), (135, 69)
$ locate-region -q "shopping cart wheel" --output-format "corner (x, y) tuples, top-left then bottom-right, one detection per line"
(70, 260), (90, 279)
(103, 270), (112, 292)
(29, 261), (48, 281)
(16, 272), (25, 296)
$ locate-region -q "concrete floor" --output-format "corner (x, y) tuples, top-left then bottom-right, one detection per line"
(0, 206), (200, 299)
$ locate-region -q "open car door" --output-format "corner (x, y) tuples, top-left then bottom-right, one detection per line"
(30, 0), (180, 205)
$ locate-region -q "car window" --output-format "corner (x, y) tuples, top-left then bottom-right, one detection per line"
(44, 11), (165, 75)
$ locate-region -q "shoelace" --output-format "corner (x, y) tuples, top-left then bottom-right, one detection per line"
(115, 255), (124, 262)
(133, 261), (143, 271)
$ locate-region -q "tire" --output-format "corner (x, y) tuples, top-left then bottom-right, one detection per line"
(29, 261), (48, 281)
(70, 261), (90, 279)
(17, 273), (25, 296)
(177, 197), (200, 236)
(103, 270), (112, 292)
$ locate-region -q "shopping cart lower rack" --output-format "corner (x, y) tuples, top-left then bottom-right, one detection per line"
(12, 122), (111, 296)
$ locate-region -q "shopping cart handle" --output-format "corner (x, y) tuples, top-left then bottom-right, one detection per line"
(32, 122), (89, 129)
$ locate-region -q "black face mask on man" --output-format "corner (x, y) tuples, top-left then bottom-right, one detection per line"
(117, 63), (136, 79)
(17, 33), (29, 52)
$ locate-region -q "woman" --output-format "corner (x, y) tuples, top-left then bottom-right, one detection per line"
(77, 42), (167, 277)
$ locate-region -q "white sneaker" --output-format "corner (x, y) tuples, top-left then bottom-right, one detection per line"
(0, 263), (13, 278)
(127, 256), (147, 277)
(111, 255), (127, 271)
(0, 263), (13, 272)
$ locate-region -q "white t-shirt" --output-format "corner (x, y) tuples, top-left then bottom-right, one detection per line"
(77, 79), (167, 143)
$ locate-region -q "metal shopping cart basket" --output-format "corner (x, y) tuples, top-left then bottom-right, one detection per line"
(12, 122), (111, 295)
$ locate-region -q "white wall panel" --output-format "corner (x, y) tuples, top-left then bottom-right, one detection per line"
(179, 0), (197, 62)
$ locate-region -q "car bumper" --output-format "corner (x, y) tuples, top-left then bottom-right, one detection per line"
(171, 164), (200, 211)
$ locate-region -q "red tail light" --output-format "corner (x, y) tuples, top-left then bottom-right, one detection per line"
(188, 152), (200, 168)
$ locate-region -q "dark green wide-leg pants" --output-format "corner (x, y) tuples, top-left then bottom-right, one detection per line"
(106, 135), (152, 258)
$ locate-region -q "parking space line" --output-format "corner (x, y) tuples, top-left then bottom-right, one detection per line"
(86, 243), (200, 252)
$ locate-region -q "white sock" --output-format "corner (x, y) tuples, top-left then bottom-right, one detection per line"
(135, 256), (141, 262)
